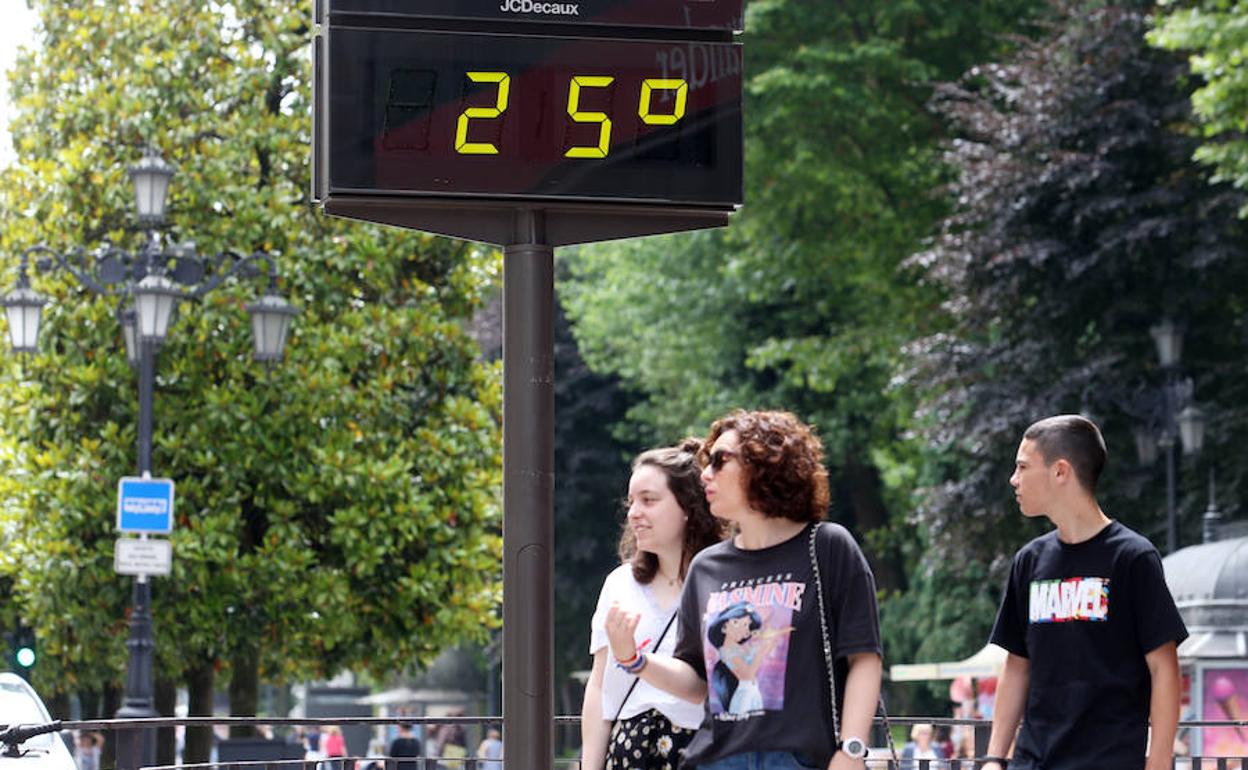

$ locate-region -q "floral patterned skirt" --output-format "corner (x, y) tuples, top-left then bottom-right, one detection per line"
(605, 708), (697, 770)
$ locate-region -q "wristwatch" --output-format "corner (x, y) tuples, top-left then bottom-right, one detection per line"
(839, 737), (867, 760)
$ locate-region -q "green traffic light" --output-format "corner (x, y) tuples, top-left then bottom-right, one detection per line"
(15, 647), (35, 668)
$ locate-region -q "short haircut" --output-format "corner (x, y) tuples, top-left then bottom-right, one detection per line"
(1023, 415), (1106, 493)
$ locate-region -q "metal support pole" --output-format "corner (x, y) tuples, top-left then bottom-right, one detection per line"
(502, 210), (554, 770)
(116, 338), (159, 770)
(1164, 438), (1177, 555)
(1202, 469), (1223, 545)
(137, 337), (155, 476)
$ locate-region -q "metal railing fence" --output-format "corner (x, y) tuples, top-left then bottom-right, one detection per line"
(4, 715), (1247, 770)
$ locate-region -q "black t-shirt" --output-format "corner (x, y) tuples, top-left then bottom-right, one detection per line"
(990, 521), (1188, 770)
(672, 522), (882, 768)
(389, 736), (423, 770)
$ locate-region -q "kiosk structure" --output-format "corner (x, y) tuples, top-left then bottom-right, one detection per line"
(1164, 527), (1248, 757)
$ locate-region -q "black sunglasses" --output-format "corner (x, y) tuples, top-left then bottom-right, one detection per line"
(708, 449), (739, 472)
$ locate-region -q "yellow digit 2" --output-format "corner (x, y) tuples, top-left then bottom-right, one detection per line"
(565, 76), (614, 158)
(455, 71), (510, 155)
(638, 79), (688, 125)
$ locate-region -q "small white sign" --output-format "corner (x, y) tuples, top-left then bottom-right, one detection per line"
(114, 538), (172, 576)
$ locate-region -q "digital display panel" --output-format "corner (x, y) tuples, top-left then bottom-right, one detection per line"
(324, 28), (742, 207)
(325, 0), (744, 32)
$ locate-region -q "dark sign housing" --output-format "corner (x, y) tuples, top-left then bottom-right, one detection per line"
(322, 0), (744, 32)
(313, 0), (744, 244)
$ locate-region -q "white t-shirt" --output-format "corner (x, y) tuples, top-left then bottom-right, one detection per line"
(590, 563), (704, 729)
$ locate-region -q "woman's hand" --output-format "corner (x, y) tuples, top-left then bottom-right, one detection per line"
(604, 603), (642, 661)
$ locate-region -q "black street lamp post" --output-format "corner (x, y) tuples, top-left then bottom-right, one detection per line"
(1121, 319), (1208, 554)
(1, 147), (297, 770)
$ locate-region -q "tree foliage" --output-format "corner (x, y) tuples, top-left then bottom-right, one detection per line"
(551, 291), (637, 712)
(561, 0), (1045, 603)
(0, 0), (502, 698)
(1150, 0), (1248, 213)
(908, 0), (1248, 588)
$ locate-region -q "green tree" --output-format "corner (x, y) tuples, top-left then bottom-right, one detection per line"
(561, 0), (1044, 604)
(465, 286), (638, 718)
(552, 292), (638, 714)
(0, 0), (502, 739)
(1150, 0), (1248, 214)
(907, 0), (1248, 641)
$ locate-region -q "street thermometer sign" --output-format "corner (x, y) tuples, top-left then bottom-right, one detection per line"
(312, 0), (743, 244)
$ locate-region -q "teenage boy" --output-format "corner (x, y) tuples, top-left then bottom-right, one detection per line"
(982, 415), (1187, 770)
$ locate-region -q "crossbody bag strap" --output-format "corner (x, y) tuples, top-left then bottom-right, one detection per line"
(611, 606), (679, 722)
(809, 522), (899, 767)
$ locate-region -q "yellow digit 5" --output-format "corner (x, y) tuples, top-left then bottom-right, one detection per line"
(565, 75), (614, 158)
(638, 79), (688, 125)
(455, 71), (510, 155)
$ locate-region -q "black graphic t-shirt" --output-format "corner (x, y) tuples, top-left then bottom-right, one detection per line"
(990, 520), (1188, 770)
(672, 523), (882, 768)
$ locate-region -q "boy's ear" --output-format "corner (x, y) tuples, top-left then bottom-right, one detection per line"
(1052, 458), (1074, 483)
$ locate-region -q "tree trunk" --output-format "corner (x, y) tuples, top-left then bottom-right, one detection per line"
(48, 691), (70, 720)
(228, 643), (260, 738)
(77, 690), (102, 769)
(231, 497), (265, 739)
(842, 458), (906, 593)
(79, 690), (101, 718)
(155, 675), (178, 766)
(184, 663), (215, 765)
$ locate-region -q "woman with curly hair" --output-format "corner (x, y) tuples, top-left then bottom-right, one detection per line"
(605, 410), (883, 770)
(581, 439), (727, 770)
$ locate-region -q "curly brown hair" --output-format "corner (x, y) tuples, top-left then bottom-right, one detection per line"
(702, 410), (830, 523)
(618, 437), (727, 584)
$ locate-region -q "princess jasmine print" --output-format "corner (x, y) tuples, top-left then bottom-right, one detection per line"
(702, 576), (803, 718)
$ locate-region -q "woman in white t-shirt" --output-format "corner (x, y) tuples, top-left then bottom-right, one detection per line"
(581, 439), (726, 770)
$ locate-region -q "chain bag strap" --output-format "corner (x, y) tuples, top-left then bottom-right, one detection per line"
(808, 523), (899, 768)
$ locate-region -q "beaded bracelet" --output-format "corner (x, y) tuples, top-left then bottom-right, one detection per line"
(981, 758), (1009, 768)
(616, 652), (647, 674)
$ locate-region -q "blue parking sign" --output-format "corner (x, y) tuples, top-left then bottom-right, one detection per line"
(117, 477), (175, 534)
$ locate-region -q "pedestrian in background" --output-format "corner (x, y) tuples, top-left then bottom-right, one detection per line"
(304, 727), (325, 761)
(323, 725), (347, 770)
(900, 723), (946, 770)
(75, 731), (100, 770)
(605, 409), (885, 770)
(388, 723), (422, 770)
(952, 730), (976, 763)
(581, 438), (726, 770)
(475, 728), (502, 770)
(434, 719), (467, 770)
(982, 415), (1188, 770)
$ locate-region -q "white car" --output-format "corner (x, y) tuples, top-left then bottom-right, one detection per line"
(0, 673), (76, 770)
